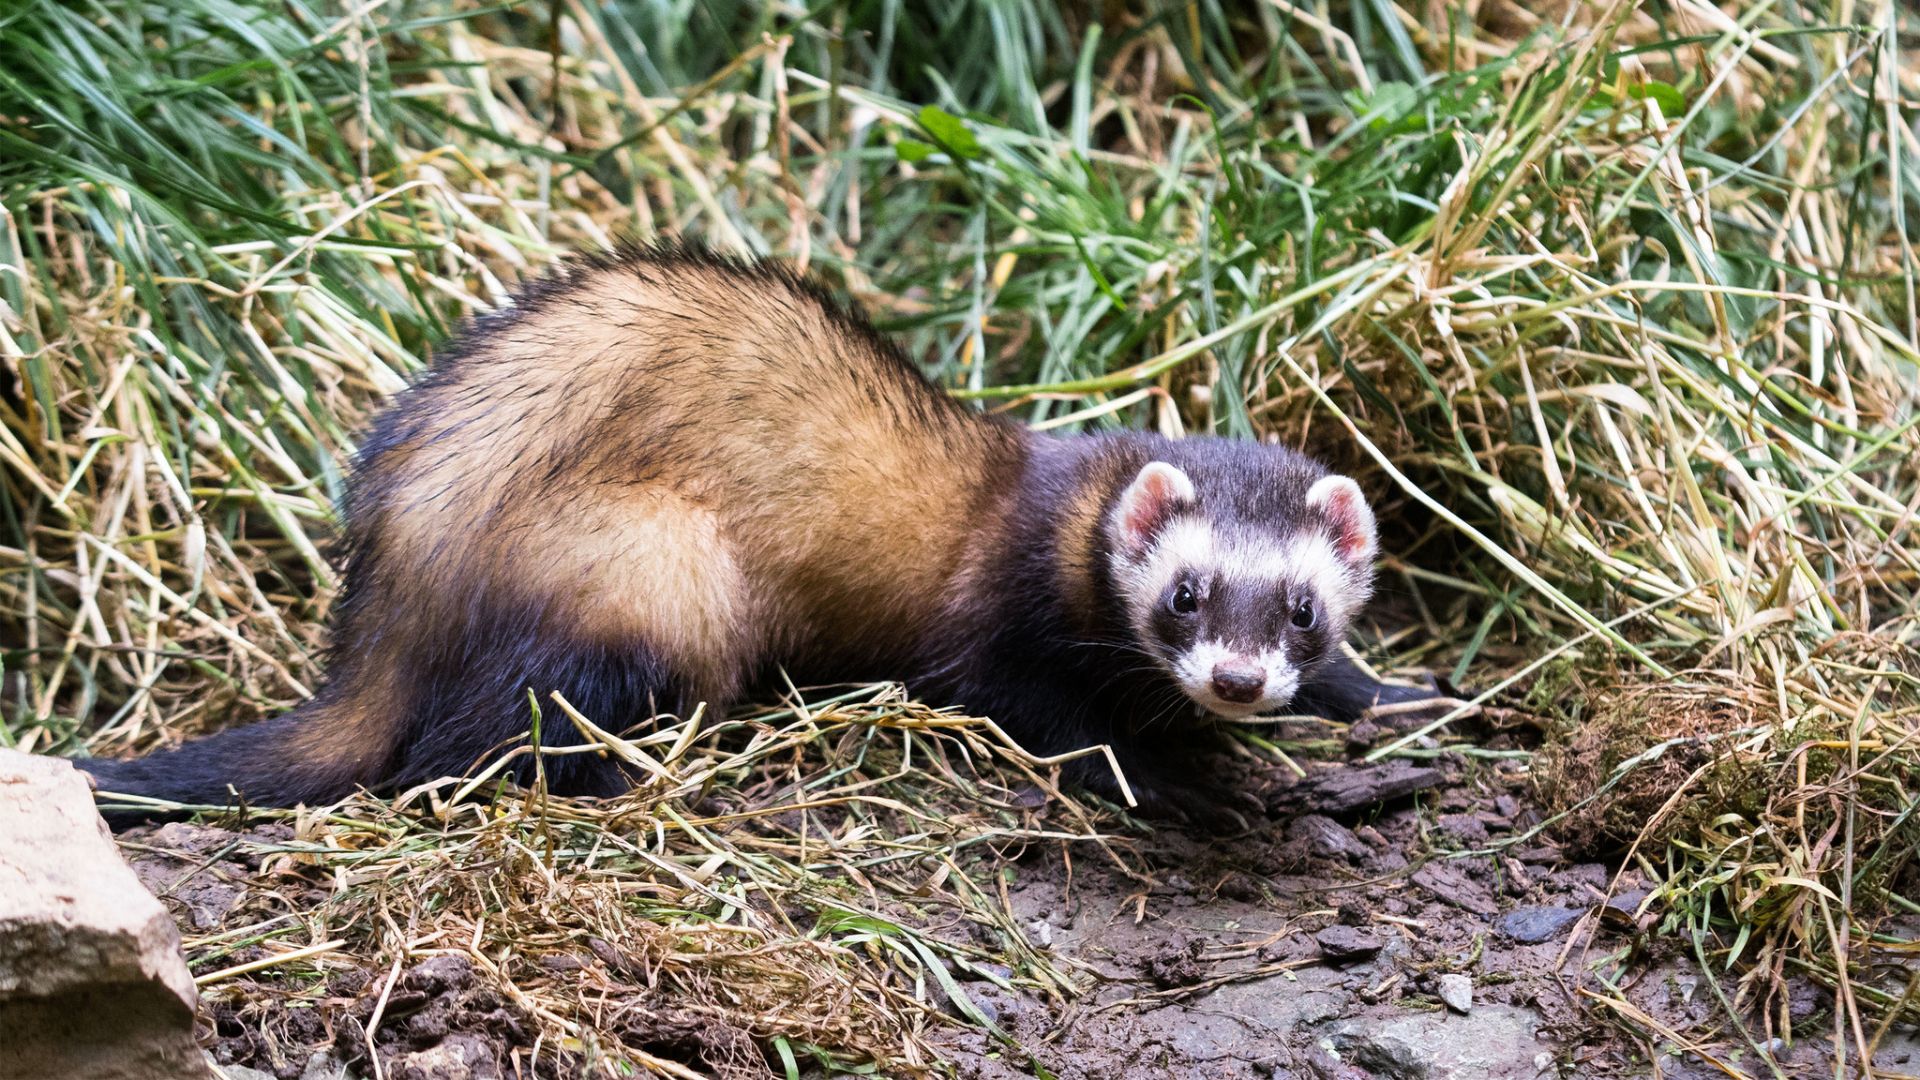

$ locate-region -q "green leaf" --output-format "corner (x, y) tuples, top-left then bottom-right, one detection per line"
(901, 934), (1005, 1038)
(1587, 80), (1688, 117)
(895, 138), (935, 163)
(1343, 80), (1422, 134)
(916, 104), (982, 159)
(1627, 81), (1686, 117)
(771, 1037), (800, 1080)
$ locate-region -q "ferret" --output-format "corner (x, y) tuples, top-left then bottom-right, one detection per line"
(83, 245), (1430, 820)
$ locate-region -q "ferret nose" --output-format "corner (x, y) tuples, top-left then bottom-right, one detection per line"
(1210, 661), (1266, 704)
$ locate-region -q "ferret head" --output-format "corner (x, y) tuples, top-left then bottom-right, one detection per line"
(1106, 458), (1377, 719)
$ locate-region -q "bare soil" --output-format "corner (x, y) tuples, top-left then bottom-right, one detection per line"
(125, 735), (1917, 1080)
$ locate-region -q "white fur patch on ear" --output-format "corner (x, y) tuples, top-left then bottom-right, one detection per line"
(1307, 475), (1377, 567)
(1114, 462), (1196, 559)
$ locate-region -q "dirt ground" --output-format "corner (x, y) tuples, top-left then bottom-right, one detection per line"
(125, 734), (1919, 1080)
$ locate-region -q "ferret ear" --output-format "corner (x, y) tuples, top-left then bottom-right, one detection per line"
(1114, 462), (1196, 558)
(1307, 475), (1377, 567)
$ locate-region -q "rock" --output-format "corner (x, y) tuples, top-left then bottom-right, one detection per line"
(386, 1033), (501, 1080)
(1499, 856), (1534, 896)
(0, 750), (213, 1080)
(1330, 1005), (1548, 1079)
(1344, 719), (1382, 755)
(1497, 906), (1583, 944)
(961, 961), (1014, 983)
(1434, 813), (1490, 846)
(1287, 815), (1372, 863)
(1511, 842), (1563, 864)
(944, 985), (999, 1026)
(1023, 918), (1053, 950)
(1302, 1042), (1370, 1080)
(1556, 863), (1611, 891)
(295, 1053), (356, 1080)
(211, 1060), (352, 1080)
(1411, 862), (1501, 919)
(1604, 888), (1651, 916)
(1367, 848), (1410, 873)
(1437, 973), (1473, 1014)
(1315, 925), (1385, 964)
(1216, 871), (1263, 902)
(206, 1062), (276, 1080)
(1280, 764), (1445, 815)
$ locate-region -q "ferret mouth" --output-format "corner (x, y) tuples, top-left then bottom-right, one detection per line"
(1164, 644), (1301, 720)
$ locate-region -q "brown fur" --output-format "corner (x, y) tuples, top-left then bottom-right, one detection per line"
(88, 249), (1031, 809)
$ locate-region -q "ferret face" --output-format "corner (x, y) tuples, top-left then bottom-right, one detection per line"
(1108, 462), (1377, 719)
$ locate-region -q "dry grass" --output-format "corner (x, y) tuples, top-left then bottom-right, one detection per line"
(4, 0), (1919, 1074)
(148, 687), (1124, 1076)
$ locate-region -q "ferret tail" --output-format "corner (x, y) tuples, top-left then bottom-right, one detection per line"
(81, 694), (395, 826)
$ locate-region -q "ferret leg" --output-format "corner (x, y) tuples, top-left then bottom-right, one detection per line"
(1291, 651), (1439, 723)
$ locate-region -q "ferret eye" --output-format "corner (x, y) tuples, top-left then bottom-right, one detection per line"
(1291, 598), (1317, 630)
(1169, 582), (1199, 616)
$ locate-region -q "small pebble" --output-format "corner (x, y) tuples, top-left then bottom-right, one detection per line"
(1435, 812), (1489, 845)
(1024, 918), (1053, 950)
(1497, 905), (1583, 944)
(1438, 972), (1473, 1014)
(1605, 888), (1651, 915)
(962, 961), (1014, 983)
(1217, 871), (1263, 902)
(1315, 925), (1385, 964)
(1344, 718), (1382, 754)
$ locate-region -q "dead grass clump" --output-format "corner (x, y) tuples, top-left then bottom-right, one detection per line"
(146, 688), (1122, 1077)
(1538, 639), (1920, 1045)
(1532, 674), (1776, 856)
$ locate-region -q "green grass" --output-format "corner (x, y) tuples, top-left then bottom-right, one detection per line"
(4, 0), (1919, 1073)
